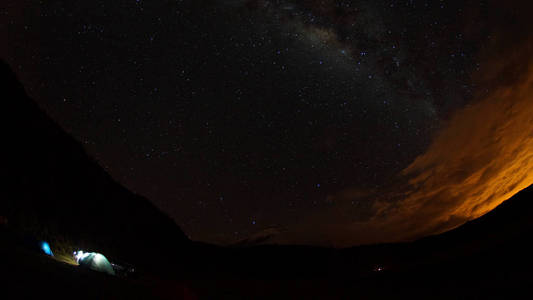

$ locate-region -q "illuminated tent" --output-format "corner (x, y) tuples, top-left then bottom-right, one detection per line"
(76, 251), (116, 276)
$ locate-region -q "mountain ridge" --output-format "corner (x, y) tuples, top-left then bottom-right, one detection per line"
(1, 60), (190, 272)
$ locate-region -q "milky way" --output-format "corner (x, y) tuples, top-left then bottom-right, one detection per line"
(4, 0), (532, 246)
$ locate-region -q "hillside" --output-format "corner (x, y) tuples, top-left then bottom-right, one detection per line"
(186, 184), (533, 298)
(1, 60), (190, 272)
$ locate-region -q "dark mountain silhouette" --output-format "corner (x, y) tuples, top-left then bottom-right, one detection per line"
(186, 178), (533, 299)
(190, 183), (533, 277)
(1, 60), (190, 273)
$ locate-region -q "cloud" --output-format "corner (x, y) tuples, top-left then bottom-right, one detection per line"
(378, 59), (533, 241)
(228, 1), (533, 248)
(267, 65), (533, 247)
(263, 28), (533, 247)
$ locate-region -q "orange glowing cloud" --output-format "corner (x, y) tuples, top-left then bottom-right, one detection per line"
(373, 59), (533, 242)
(261, 38), (533, 248)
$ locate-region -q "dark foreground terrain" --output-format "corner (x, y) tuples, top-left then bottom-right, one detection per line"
(1, 60), (532, 299)
(2, 183), (532, 299)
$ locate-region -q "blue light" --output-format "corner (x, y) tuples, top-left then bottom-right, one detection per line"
(41, 241), (53, 256)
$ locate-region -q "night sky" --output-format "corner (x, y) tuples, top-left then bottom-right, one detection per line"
(4, 0), (533, 246)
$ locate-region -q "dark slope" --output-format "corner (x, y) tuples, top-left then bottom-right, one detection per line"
(188, 186), (533, 299)
(431, 183), (533, 240)
(1, 242), (172, 300)
(183, 183), (533, 284)
(411, 182), (533, 254)
(1, 60), (190, 272)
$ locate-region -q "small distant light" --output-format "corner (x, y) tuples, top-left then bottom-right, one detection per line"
(374, 265), (385, 272)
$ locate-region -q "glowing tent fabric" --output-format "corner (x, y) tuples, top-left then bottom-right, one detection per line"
(77, 252), (116, 275)
(40, 241), (53, 256)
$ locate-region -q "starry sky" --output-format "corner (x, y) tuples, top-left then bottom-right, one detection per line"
(3, 0), (533, 246)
